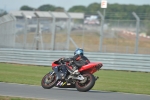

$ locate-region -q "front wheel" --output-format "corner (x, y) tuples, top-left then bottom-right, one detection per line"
(75, 73), (95, 92)
(41, 73), (57, 89)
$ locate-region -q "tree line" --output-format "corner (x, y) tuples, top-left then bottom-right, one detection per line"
(0, 9), (7, 17)
(19, 3), (150, 20)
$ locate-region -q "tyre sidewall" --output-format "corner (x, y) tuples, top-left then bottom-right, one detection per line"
(41, 73), (57, 89)
(75, 73), (95, 92)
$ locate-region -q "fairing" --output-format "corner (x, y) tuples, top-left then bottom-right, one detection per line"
(79, 62), (103, 74)
(53, 65), (67, 80)
(52, 59), (103, 74)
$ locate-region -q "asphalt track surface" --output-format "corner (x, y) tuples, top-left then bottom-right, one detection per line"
(0, 82), (149, 100)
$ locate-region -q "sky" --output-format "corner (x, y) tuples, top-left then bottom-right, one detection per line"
(0, 0), (150, 12)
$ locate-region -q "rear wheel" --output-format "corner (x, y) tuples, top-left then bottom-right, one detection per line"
(75, 73), (95, 92)
(41, 73), (57, 89)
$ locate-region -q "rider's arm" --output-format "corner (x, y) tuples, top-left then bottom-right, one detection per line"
(62, 57), (73, 62)
(73, 54), (81, 61)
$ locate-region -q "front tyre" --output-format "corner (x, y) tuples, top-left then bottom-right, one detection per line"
(75, 73), (95, 92)
(41, 73), (57, 89)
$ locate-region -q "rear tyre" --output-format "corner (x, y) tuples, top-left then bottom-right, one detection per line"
(75, 73), (95, 92)
(41, 73), (57, 89)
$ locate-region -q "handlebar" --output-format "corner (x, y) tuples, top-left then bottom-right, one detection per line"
(58, 58), (65, 65)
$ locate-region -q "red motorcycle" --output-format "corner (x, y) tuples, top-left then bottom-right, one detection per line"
(41, 58), (103, 92)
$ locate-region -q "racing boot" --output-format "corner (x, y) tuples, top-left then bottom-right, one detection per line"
(68, 65), (80, 76)
(71, 66), (80, 76)
(72, 70), (80, 75)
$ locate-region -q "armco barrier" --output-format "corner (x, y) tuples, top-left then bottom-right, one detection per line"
(0, 48), (150, 72)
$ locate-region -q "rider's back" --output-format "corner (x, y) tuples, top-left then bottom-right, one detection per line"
(73, 54), (90, 68)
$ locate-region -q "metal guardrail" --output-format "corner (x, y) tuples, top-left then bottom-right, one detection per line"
(0, 48), (150, 72)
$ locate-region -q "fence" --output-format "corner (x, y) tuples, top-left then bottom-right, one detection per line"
(0, 11), (150, 54)
(0, 48), (150, 72)
(0, 14), (16, 48)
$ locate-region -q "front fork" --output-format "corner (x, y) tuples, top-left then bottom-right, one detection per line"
(49, 71), (55, 75)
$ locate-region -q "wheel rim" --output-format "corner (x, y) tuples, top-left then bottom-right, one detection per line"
(42, 74), (56, 87)
(76, 74), (92, 88)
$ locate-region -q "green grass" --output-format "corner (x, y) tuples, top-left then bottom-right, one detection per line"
(0, 63), (50, 85)
(93, 70), (150, 94)
(0, 96), (41, 100)
(0, 63), (150, 95)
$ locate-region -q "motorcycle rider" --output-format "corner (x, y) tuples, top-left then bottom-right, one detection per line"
(61, 48), (90, 75)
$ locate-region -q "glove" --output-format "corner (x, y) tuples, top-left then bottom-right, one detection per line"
(61, 58), (64, 61)
(59, 58), (65, 63)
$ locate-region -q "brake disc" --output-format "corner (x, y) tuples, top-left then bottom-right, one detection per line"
(45, 75), (54, 83)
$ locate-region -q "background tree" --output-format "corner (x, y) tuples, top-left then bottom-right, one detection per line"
(86, 3), (100, 14)
(68, 5), (86, 12)
(20, 5), (34, 11)
(38, 4), (55, 11)
(97, 3), (150, 20)
(0, 9), (7, 17)
(19, 3), (150, 20)
(54, 7), (64, 12)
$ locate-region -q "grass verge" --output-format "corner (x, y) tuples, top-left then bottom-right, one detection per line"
(0, 96), (41, 100)
(0, 63), (150, 95)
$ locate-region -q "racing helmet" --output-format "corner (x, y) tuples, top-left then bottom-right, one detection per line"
(74, 48), (84, 55)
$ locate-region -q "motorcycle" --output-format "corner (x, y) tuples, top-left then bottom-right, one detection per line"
(41, 58), (103, 92)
